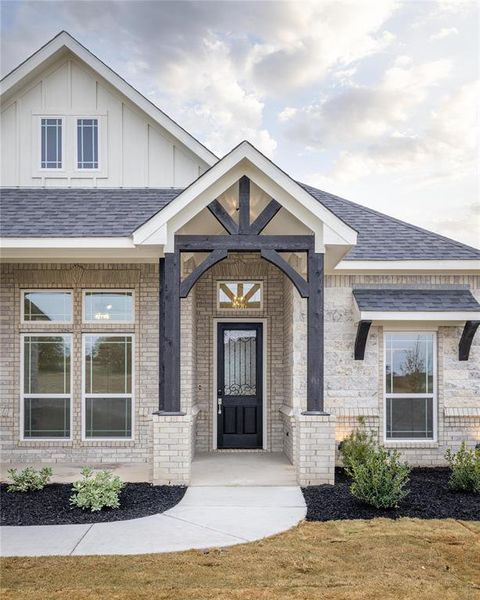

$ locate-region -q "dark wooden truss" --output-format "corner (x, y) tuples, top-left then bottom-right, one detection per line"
(354, 320), (372, 360)
(159, 175), (326, 414)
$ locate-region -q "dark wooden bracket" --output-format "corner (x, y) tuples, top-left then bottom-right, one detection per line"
(260, 248), (309, 298)
(459, 320), (480, 361)
(354, 320), (372, 360)
(180, 249), (228, 298)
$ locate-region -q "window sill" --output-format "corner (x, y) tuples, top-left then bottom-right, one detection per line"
(384, 441), (439, 449)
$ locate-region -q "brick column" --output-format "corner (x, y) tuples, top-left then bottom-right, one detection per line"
(152, 412), (196, 485)
(294, 413), (336, 485)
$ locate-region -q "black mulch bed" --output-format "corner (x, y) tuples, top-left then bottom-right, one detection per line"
(302, 468), (479, 522)
(0, 483), (187, 526)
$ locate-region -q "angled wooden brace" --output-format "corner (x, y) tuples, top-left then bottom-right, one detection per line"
(180, 249), (228, 297)
(459, 320), (480, 361)
(354, 320), (372, 360)
(260, 248), (309, 298)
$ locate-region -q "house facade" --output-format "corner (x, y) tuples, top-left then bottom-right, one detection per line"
(1, 32), (479, 486)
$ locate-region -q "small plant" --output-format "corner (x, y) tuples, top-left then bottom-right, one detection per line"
(339, 418), (376, 472)
(7, 466), (52, 492)
(349, 445), (411, 509)
(70, 467), (125, 512)
(445, 442), (480, 494)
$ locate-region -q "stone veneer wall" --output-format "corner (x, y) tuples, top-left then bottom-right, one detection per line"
(325, 274), (480, 465)
(193, 253), (286, 452)
(0, 263), (159, 468)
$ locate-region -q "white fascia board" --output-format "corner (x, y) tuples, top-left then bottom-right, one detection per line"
(133, 141), (358, 247)
(0, 31), (217, 167)
(359, 311), (480, 322)
(335, 259), (480, 272)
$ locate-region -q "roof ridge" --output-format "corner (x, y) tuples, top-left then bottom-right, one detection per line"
(299, 182), (480, 259)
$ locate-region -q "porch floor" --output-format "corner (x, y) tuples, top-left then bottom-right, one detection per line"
(191, 452), (297, 486)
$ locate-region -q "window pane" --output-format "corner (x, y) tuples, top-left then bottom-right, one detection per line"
(84, 292), (133, 322)
(85, 397), (132, 438)
(23, 291), (72, 322)
(24, 398), (70, 438)
(24, 336), (70, 394)
(218, 282), (262, 309)
(85, 335), (132, 394)
(77, 118), (98, 168)
(385, 333), (434, 394)
(386, 397), (433, 439)
(41, 118), (62, 168)
(224, 330), (257, 395)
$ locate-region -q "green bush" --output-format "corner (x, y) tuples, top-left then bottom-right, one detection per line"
(349, 445), (411, 509)
(7, 466), (52, 492)
(445, 442), (480, 494)
(70, 467), (125, 512)
(339, 421), (376, 473)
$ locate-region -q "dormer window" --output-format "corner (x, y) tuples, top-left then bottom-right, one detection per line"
(77, 118), (98, 169)
(41, 118), (62, 169)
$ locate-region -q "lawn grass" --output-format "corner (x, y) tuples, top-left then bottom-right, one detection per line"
(1, 518), (479, 600)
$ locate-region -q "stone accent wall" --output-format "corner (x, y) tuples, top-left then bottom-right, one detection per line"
(192, 253), (286, 452)
(324, 274), (480, 465)
(0, 263), (158, 467)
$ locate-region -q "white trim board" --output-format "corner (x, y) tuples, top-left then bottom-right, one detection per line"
(212, 318), (268, 451)
(335, 259), (480, 272)
(0, 31), (217, 167)
(357, 311), (480, 322)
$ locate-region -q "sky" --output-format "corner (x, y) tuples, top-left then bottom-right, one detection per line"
(1, 0), (479, 248)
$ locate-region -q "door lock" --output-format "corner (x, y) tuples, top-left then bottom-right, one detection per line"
(217, 397), (222, 415)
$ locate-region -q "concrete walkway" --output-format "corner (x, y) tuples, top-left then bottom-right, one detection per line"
(0, 453), (306, 557)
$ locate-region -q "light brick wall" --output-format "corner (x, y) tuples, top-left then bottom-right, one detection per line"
(152, 412), (197, 485)
(0, 262), (158, 466)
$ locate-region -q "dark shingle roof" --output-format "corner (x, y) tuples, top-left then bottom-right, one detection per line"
(300, 183), (480, 260)
(0, 188), (182, 237)
(353, 288), (480, 312)
(1, 185), (479, 261)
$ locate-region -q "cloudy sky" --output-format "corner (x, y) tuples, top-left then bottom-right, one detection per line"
(1, 0), (479, 247)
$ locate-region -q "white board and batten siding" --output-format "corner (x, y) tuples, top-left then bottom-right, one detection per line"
(0, 52), (208, 188)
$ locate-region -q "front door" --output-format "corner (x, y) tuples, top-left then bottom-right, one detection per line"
(217, 323), (263, 449)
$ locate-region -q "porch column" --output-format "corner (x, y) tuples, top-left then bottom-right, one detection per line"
(158, 253), (182, 413)
(305, 251), (326, 414)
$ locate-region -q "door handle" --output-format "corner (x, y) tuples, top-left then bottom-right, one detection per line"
(217, 397), (222, 415)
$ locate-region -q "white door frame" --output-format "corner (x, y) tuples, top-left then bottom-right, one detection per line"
(212, 318), (268, 450)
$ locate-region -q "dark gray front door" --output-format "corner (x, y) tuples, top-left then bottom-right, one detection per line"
(217, 323), (263, 449)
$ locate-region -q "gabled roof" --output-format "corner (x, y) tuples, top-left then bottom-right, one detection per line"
(0, 31), (217, 167)
(353, 288), (480, 312)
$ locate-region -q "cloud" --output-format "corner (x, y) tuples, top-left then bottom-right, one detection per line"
(308, 81), (479, 185)
(429, 27), (459, 40)
(279, 57), (452, 147)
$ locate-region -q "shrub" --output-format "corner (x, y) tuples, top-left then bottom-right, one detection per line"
(339, 420), (376, 473)
(7, 466), (52, 492)
(445, 442), (480, 494)
(70, 467), (125, 512)
(349, 445), (411, 509)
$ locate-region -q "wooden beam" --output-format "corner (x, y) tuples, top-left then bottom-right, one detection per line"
(249, 199), (281, 234)
(354, 320), (372, 360)
(180, 249), (228, 297)
(459, 320), (480, 361)
(261, 248), (309, 298)
(207, 199), (238, 235)
(305, 252), (326, 413)
(159, 252), (181, 412)
(238, 176), (250, 233)
(175, 234), (314, 252)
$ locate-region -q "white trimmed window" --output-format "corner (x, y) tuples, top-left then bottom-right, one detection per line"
(217, 281), (263, 310)
(385, 332), (436, 441)
(22, 290), (72, 323)
(83, 334), (133, 439)
(22, 334), (71, 439)
(77, 118), (99, 169)
(83, 291), (134, 323)
(41, 118), (63, 169)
